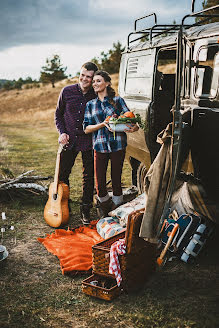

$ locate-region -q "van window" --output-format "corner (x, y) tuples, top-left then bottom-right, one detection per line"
(195, 45), (219, 99)
(156, 49), (176, 97)
(184, 43), (192, 98)
(211, 52), (219, 99)
(125, 54), (154, 97)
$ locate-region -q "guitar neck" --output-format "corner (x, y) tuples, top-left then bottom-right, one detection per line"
(53, 145), (63, 194)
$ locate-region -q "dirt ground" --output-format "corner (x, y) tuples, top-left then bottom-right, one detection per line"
(0, 196), (219, 328)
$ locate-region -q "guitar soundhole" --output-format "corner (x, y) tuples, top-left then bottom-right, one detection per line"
(53, 194), (58, 200)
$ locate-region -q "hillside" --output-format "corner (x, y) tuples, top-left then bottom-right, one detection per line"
(0, 74), (119, 123)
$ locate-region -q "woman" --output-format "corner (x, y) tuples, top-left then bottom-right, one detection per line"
(83, 70), (138, 218)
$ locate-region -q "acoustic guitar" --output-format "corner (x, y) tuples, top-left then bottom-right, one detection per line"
(44, 144), (69, 227)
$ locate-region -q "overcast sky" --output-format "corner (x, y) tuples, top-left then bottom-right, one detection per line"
(0, 0), (202, 80)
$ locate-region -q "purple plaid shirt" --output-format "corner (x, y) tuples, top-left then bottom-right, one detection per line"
(55, 83), (96, 151)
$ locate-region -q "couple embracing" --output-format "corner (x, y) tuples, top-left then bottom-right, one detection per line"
(55, 62), (138, 225)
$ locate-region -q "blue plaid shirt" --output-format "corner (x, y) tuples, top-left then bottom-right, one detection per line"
(83, 96), (129, 153)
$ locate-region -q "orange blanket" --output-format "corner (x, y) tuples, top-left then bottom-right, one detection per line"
(38, 221), (103, 274)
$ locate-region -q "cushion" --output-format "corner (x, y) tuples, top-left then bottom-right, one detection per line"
(108, 193), (146, 227)
(96, 217), (125, 239)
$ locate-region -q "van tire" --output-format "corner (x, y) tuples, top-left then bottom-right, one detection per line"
(137, 163), (147, 194)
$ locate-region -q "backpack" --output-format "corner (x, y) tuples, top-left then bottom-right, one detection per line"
(160, 213), (214, 263)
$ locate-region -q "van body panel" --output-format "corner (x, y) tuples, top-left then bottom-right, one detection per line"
(119, 48), (156, 163)
(119, 16), (219, 225)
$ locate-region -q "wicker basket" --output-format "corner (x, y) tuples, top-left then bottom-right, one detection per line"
(82, 273), (121, 301)
(92, 209), (156, 291)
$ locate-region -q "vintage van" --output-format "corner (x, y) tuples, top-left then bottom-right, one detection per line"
(119, 2), (219, 212)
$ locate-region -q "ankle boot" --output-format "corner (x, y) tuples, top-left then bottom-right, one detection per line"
(96, 198), (112, 219)
(111, 201), (119, 211)
(80, 203), (92, 225)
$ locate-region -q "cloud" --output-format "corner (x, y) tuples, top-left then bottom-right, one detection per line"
(0, 0), (197, 51)
(0, 43), (106, 80)
(88, 0), (194, 21)
(0, 0), (126, 51)
(0, 0), (203, 79)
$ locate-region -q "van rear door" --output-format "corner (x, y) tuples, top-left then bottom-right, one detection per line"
(119, 48), (156, 165)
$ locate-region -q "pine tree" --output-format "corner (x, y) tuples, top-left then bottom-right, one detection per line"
(40, 55), (67, 88)
(92, 42), (125, 74)
(196, 0), (219, 24)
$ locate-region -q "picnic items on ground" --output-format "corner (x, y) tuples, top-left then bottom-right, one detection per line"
(108, 193), (146, 227)
(0, 212), (10, 262)
(157, 223), (179, 266)
(109, 238), (126, 286)
(0, 245), (8, 262)
(81, 274), (120, 301)
(82, 209), (156, 300)
(159, 212), (214, 264)
(1, 212), (16, 253)
(44, 144), (69, 228)
(38, 221), (103, 274)
(96, 217), (125, 239)
(39, 169), (216, 302)
(180, 221), (213, 263)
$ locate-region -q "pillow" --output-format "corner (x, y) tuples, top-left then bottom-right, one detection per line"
(108, 193), (147, 227)
(96, 217), (125, 239)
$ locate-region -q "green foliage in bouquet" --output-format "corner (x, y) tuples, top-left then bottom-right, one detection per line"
(108, 112), (148, 132)
(135, 113), (148, 132)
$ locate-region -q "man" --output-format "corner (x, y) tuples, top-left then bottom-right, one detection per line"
(55, 62), (98, 224)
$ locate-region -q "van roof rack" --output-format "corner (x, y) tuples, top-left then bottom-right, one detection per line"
(127, 2), (219, 50)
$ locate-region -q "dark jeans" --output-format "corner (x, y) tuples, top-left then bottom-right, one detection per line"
(129, 157), (141, 187)
(94, 149), (126, 198)
(59, 148), (94, 205)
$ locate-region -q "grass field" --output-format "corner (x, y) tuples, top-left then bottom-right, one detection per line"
(0, 82), (219, 328)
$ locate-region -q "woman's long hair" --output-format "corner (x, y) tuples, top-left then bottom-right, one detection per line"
(94, 70), (117, 109)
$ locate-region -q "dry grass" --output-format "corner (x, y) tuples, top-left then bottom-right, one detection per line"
(0, 74), (119, 123)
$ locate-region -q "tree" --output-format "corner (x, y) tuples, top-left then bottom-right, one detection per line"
(92, 42), (125, 74)
(3, 80), (14, 90)
(25, 76), (33, 84)
(40, 54), (67, 87)
(196, 0), (219, 24)
(14, 78), (23, 89)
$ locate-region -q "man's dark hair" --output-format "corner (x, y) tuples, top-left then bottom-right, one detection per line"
(81, 62), (98, 72)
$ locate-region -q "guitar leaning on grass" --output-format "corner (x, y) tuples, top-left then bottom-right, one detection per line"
(44, 144), (69, 227)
